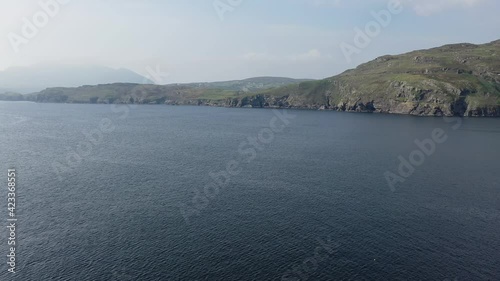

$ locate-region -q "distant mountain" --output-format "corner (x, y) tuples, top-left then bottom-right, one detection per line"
(0, 92), (24, 101)
(6, 40), (500, 117)
(180, 77), (314, 92)
(16, 77), (312, 104)
(0, 64), (152, 94)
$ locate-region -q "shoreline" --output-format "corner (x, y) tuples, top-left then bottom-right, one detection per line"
(3, 100), (499, 118)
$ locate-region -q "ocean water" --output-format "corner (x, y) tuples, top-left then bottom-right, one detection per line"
(0, 102), (499, 281)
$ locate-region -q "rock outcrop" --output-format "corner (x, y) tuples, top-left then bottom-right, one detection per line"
(15, 40), (500, 117)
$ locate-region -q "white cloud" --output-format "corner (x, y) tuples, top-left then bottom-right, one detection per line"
(242, 49), (331, 62)
(314, 0), (487, 16)
(292, 49), (323, 61)
(242, 52), (278, 61)
(402, 0), (487, 16)
(312, 0), (342, 7)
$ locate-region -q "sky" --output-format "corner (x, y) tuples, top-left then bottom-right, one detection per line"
(0, 0), (499, 83)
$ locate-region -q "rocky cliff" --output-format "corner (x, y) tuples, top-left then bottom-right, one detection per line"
(13, 40), (500, 117)
(248, 40), (500, 117)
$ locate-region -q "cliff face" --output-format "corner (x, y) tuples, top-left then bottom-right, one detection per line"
(174, 93), (499, 117)
(14, 40), (500, 117)
(246, 40), (500, 117)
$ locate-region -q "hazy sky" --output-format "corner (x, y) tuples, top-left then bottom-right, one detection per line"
(1, 0), (499, 83)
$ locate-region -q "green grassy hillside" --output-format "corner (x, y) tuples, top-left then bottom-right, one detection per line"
(258, 39), (500, 116)
(7, 40), (500, 116)
(20, 77), (311, 104)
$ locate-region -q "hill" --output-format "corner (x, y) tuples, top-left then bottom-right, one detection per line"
(0, 64), (152, 94)
(19, 77), (312, 104)
(252, 40), (500, 116)
(180, 77), (313, 92)
(7, 40), (500, 117)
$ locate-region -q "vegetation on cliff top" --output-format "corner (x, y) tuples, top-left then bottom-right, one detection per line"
(4, 40), (500, 116)
(257, 39), (500, 115)
(18, 77), (312, 104)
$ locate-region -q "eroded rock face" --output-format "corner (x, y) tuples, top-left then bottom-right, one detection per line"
(464, 105), (500, 117)
(228, 39), (500, 117)
(190, 91), (500, 117)
(22, 40), (500, 117)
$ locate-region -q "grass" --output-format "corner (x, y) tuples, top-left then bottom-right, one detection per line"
(20, 40), (500, 114)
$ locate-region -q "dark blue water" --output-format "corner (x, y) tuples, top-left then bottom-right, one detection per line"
(0, 102), (499, 280)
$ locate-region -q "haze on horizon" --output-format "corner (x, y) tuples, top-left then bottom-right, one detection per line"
(1, 0), (499, 84)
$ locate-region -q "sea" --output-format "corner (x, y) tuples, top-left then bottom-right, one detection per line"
(0, 102), (499, 280)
